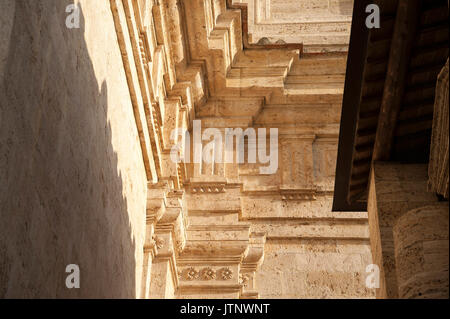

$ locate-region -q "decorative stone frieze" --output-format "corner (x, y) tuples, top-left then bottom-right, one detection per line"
(201, 267), (217, 280)
(221, 268), (234, 280)
(179, 267), (236, 281)
(191, 185), (226, 194)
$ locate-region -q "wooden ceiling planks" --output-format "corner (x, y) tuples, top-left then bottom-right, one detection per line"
(333, 0), (449, 211)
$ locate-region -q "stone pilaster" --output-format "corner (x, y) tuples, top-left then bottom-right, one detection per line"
(240, 233), (266, 299)
(146, 182), (187, 299)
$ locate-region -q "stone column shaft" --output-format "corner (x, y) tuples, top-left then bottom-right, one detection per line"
(393, 205), (449, 298)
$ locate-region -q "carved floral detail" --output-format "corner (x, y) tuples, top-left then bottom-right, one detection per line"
(201, 267), (216, 280)
(221, 267), (233, 280)
(191, 186), (226, 194)
(239, 273), (250, 287)
(176, 240), (185, 253)
(148, 237), (157, 249)
(181, 267), (235, 281)
(186, 267), (199, 280)
(152, 235), (165, 249)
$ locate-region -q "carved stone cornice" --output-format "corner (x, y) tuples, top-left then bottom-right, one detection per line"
(225, 0), (304, 55)
(280, 188), (318, 201)
(241, 188), (336, 202)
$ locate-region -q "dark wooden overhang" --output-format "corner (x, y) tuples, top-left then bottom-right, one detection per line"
(333, 0), (449, 211)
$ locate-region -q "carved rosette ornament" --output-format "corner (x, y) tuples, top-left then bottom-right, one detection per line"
(220, 267), (233, 280)
(201, 267), (217, 280)
(148, 236), (157, 249)
(152, 235), (165, 249)
(176, 240), (185, 253)
(239, 273), (250, 287)
(186, 267), (199, 280)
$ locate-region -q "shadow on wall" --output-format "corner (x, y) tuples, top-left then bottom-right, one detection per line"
(0, 0), (136, 298)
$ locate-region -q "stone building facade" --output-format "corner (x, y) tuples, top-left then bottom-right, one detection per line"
(334, 0), (449, 299)
(1, 0), (399, 299)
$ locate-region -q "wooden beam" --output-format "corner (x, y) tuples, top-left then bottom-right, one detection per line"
(372, 0), (422, 160)
(332, 0), (371, 212)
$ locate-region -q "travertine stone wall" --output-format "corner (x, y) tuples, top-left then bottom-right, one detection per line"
(233, 0), (353, 52)
(0, 0), (148, 298)
(367, 162), (449, 299)
(393, 205), (449, 298)
(246, 193), (373, 298)
(257, 233), (373, 298)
